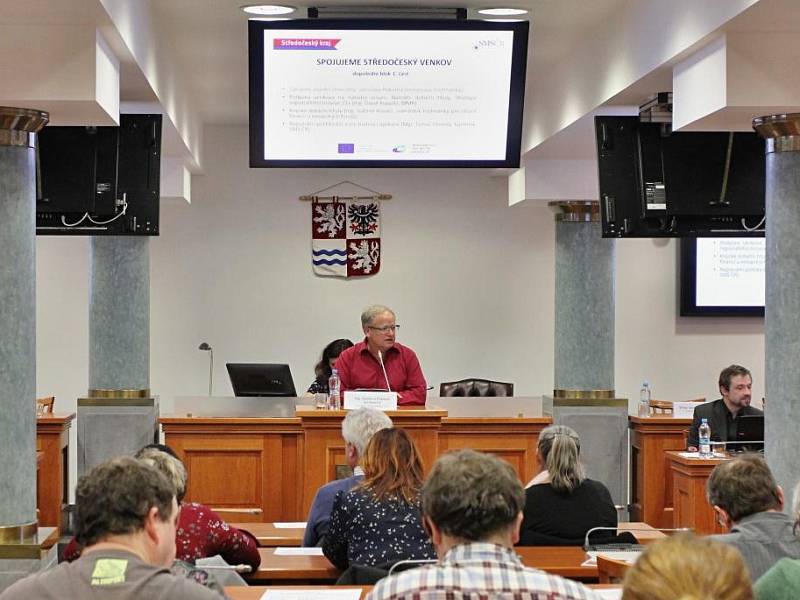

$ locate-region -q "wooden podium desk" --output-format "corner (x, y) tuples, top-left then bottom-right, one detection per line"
(666, 450), (727, 535)
(628, 416), (691, 528)
(161, 403), (549, 523)
(36, 413), (75, 530)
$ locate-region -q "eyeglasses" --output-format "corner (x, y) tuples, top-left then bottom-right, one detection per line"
(368, 324), (399, 333)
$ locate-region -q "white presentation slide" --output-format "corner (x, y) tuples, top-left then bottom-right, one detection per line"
(695, 238), (765, 307)
(261, 29), (515, 160)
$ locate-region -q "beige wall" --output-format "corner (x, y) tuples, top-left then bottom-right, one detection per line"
(35, 124), (765, 495)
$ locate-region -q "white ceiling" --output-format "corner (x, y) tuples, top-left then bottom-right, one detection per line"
(149, 0), (629, 125)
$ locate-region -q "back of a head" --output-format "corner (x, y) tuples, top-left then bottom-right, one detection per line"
(622, 533), (753, 600)
(360, 427), (423, 503)
(136, 445), (189, 503)
(74, 456), (176, 547)
(707, 455), (780, 521)
(422, 449), (524, 541)
(341, 407), (393, 456)
(537, 425), (585, 493)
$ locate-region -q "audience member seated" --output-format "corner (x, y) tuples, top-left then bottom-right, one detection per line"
(753, 480), (800, 599)
(707, 455), (800, 580)
(304, 407), (393, 546)
(323, 428), (435, 570)
(0, 457), (220, 600)
(518, 425), (617, 546)
(622, 533), (753, 600)
(366, 449), (600, 600)
(306, 338), (354, 395)
(65, 444), (261, 571)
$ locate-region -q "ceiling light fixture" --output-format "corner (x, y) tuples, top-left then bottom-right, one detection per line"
(477, 7), (528, 16)
(483, 18), (526, 22)
(242, 4), (296, 15)
(249, 17), (293, 20)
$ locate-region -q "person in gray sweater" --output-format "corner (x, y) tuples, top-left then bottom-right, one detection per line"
(0, 457), (220, 600)
(707, 455), (800, 581)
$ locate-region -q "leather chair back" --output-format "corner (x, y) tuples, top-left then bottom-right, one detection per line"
(439, 378), (514, 397)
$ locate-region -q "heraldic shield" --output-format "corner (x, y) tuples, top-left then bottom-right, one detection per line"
(312, 199), (381, 278)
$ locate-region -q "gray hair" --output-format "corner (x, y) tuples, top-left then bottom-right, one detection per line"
(135, 446), (188, 503)
(422, 449), (524, 541)
(538, 424), (585, 493)
(361, 304), (395, 328)
(341, 407), (393, 457)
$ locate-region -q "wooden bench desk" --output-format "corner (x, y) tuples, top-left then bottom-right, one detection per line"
(248, 545), (600, 584)
(227, 586), (370, 599)
(227, 585), (616, 599)
(231, 522), (305, 547)
(236, 521), (663, 549)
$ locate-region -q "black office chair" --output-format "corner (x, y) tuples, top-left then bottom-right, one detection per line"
(439, 378), (514, 397)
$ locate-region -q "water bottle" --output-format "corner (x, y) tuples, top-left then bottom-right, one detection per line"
(638, 381), (651, 417)
(328, 368), (341, 410)
(699, 418), (712, 457)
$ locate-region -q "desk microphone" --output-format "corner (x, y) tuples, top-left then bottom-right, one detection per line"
(377, 350), (393, 392)
(583, 525), (691, 551)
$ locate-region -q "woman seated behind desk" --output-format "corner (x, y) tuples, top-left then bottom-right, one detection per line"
(323, 428), (435, 569)
(518, 424), (617, 546)
(307, 338), (353, 395)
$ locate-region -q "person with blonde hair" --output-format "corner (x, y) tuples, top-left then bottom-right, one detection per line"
(323, 428), (435, 569)
(518, 425), (617, 546)
(622, 533), (754, 600)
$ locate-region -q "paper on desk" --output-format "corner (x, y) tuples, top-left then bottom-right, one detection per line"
(593, 589), (623, 600)
(261, 590), (361, 600)
(678, 452), (702, 458)
(273, 522), (307, 528)
(273, 547), (324, 556)
(581, 550), (641, 566)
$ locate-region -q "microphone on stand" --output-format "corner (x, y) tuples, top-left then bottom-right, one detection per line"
(377, 350), (392, 392)
(198, 343), (213, 396)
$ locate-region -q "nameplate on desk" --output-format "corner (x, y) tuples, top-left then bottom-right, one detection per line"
(674, 401), (704, 419)
(344, 390), (397, 411)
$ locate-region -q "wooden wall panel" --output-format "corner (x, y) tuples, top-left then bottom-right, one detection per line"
(628, 417), (691, 528)
(161, 411), (550, 522)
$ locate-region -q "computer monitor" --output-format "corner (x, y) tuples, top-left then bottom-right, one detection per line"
(226, 363), (297, 397)
(734, 414), (764, 452)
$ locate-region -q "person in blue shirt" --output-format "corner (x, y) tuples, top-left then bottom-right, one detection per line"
(303, 407), (392, 546)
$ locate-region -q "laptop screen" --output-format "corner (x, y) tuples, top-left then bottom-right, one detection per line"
(226, 363), (297, 397)
(734, 414), (764, 452)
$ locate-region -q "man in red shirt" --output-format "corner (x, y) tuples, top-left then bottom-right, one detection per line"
(336, 304), (427, 406)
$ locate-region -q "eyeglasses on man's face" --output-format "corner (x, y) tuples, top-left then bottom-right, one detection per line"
(368, 324), (399, 333)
